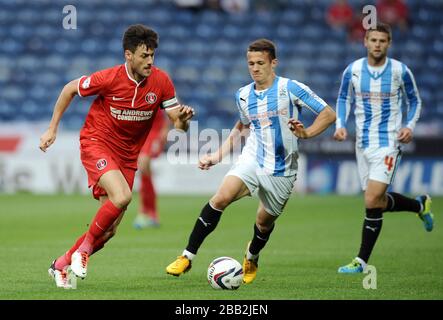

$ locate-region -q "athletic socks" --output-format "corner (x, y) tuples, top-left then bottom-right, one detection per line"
(185, 202), (223, 255)
(385, 192), (421, 213)
(357, 208), (383, 264)
(54, 252), (72, 271)
(140, 174), (158, 221)
(182, 250), (195, 260)
(54, 230), (112, 271)
(248, 223), (275, 258)
(355, 192), (423, 265)
(77, 200), (123, 255)
(54, 233), (87, 270)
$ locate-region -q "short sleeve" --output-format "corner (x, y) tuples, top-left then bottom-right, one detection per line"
(160, 73), (179, 110)
(288, 80), (328, 114)
(78, 68), (114, 97)
(235, 90), (250, 125)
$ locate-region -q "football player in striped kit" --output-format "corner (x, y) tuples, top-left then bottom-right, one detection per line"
(334, 23), (434, 273)
(166, 38), (336, 283)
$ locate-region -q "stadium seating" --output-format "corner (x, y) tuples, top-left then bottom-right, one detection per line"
(0, 0), (441, 133)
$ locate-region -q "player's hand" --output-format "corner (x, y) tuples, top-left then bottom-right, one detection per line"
(177, 105), (195, 122)
(397, 127), (413, 143)
(288, 119), (309, 139)
(333, 128), (348, 141)
(39, 129), (57, 152)
(198, 153), (220, 170)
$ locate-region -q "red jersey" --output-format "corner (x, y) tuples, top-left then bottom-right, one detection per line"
(77, 64), (178, 168)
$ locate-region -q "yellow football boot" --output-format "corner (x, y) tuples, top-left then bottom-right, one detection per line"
(166, 256), (192, 276)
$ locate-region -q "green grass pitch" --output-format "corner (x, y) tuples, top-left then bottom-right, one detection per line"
(0, 193), (442, 300)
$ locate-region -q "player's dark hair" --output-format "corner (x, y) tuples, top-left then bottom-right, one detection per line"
(366, 22), (392, 41)
(248, 39), (277, 60)
(123, 24), (158, 53)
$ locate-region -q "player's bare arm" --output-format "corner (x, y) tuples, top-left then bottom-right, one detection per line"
(166, 104), (195, 132)
(333, 127), (348, 141)
(39, 78), (79, 152)
(397, 127), (413, 143)
(199, 121), (250, 170)
(288, 105), (336, 139)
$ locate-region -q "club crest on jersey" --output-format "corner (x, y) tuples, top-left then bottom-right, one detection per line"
(145, 92), (157, 104)
(96, 158), (107, 171)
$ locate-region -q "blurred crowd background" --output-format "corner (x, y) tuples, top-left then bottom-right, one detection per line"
(0, 0), (442, 136)
(0, 0), (442, 196)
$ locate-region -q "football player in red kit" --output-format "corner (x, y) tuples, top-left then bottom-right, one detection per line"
(40, 24), (194, 289)
(134, 109), (169, 229)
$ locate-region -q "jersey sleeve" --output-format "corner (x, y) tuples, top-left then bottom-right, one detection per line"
(401, 65), (422, 131)
(160, 73), (179, 110)
(287, 80), (328, 115)
(235, 90), (250, 125)
(335, 64), (354, 129)
(77, 68), (114, 97)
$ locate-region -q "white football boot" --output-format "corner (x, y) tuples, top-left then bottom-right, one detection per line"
(48, 261), (76, 289)
(71, 251), (89, 279)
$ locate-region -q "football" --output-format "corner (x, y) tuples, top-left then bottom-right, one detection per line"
(207, 256), (243, 290)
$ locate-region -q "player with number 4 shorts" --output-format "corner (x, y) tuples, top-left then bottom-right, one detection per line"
(333, 23), (434, 274)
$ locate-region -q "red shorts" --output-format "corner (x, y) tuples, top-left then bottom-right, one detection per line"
(139, 134), (165, 159)
(80, 139), (136, 200)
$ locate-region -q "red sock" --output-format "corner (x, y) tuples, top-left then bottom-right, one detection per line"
(92, 237), (107, 255)
(54, 232), (111, 270)
(77, 200), (123, 255)
(140, 174), (158, 221)
(54, 234), (86, 270)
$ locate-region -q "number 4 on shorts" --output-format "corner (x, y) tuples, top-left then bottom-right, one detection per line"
(384, 156), (394, 171)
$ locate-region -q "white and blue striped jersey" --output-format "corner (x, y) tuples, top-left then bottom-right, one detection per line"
(235, 76), (328, 176)
(336, 57), (421, 149)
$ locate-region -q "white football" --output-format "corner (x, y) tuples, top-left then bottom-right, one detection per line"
(207, 256), (243, 290)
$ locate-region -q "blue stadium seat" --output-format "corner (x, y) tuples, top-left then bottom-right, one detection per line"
(0, 0), (441, 131)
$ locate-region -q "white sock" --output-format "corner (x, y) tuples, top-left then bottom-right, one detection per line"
(183, 250), (195, 260)
(246, 249), (259, 261)
(355, 257), (367, 269)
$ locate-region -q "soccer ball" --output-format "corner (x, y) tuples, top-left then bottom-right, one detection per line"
(207, 256), (243, 290)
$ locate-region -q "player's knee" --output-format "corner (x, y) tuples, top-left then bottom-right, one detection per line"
(255, 221), (274, 233)
(111, 191), (132, 209)
(364, 193), (384, 208)
(210, 193), (233, 211)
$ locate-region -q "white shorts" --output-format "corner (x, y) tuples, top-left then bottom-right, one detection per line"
(356, 146), (402, 191)
(226, 160), (297, 216)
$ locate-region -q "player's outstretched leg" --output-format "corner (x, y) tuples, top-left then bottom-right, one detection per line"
(243, 223), (275, 284)
(71, 200), (124, 279)
(416, 194), (434, 232)
(338, 207), (382, 274)
(384, 192), (434, 231)
(48, 223), (118, 287)
(166, 202), (223, 276)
